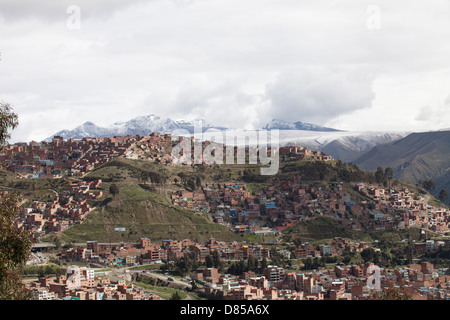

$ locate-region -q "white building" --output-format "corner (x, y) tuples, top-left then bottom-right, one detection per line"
(32, 288), (55, 300)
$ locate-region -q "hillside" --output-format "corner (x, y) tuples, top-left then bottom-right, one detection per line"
(277, 130), (408, 162)
(282, 217), (370, 242)
(54, 155), (445, 243)
(6, 142), (446, 245)
(50, 159), (244, 243)
(54, 157), (377, 243)
(45, 113), (407, 164)
(353, 130), (450, 202)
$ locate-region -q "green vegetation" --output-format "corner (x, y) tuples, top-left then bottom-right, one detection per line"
(38, 154), (444, 246)
(2, 127), (447, 274)
(131, 279), (187, 300)
(282, 217), (370, 242)
(423, 247), (450, 268)
(0, 103), (33, 300)
(355, 131), (450, 204)
(279, 160), (376, 183)
(369, 286), (412, 300)
(439, 189), (448, 204)
(20, 265), (66, 278)
(59, 161), (244, 243)
(132, 272), (205, 300)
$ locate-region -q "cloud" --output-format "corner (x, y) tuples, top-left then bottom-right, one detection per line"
(415, 106), (433, 122)
(265, 66), (376, 124)
(414, 96), (450, 129)
(0, 0), (153, 21)
(2, 0), (450, 142)
(150, 76), (270, 130)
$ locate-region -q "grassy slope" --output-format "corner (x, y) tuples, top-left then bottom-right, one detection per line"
(282, 217), (371, 242)
(3, 152), (445, 244)
(59, 159), (243, 243)
(0, 168), (67, 202)
(282, 216), (426, 244)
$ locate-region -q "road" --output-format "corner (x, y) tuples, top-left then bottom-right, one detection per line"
(103, 266), (193, 301)
(131, 270), (192, 289)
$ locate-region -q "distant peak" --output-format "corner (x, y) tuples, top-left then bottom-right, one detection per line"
(263, 119), (342, 132)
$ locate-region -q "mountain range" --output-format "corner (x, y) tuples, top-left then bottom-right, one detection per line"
(276, 130), (409, 162)
(48, 115), (344, 141)
(46, 114), (410, 162)
(47, 114), (227, 141)
(45, 114), (449, 203)
(263, 119), (342, 132)
(353, 130), (450, 201)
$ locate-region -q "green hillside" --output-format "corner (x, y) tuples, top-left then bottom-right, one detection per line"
(7, 145), (445, 245)
(56, 157), (384, 243)
(55, 159), (244, 243)
(282, 217), (370, 242)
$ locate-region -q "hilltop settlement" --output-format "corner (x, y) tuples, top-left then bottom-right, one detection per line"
(1, 133), (450, 300)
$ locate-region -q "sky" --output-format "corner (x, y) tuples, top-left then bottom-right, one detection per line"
(1, 0), (450, 143)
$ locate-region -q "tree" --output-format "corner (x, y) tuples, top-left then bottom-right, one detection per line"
(0, 192), (33, 300)
(292, 237), (302, 248)
(186, 178), (196, 191)
(375, 167), (386, 186)
(302, 257), (314, 270)
(205, 254), (214, 268)
(407, 236), (414, 265)
(176, 254), (195, 276)
(53, 236), (62, 250)
(422, 179), (435, 191)
(261, 257), (268, 270)
(247, 255), (258, 272)
(341, 246), (356, 265)
(212, 250), (222, 270)
(0, 104), (33, 300)
(227, 260), (248, 275)
(384, 167), (393, 190)
(360, 247), (378, 263)
(369, 286), (412, 300)
(195, 176), (202, 190)
(109, 183), (120, 198)
(170, 291), (183, 300)
(439, 189), (448, 204)
(0, 102), (19, 148)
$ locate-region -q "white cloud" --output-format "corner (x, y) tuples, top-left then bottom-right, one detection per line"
(265, 66), (376, 125)
(0, 0), (153, 21)
(1, 0), (450, 142)
(414, 96), (450, 129)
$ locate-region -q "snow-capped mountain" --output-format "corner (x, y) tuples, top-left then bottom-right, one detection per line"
(200, 128), (408, 162)
(46, 114), (226, 141)
(261, 119), (408, 161)
(49, 121), (116, 140)
(46, 114), (409, 162)
(263, 119), (342, 132)
(276, 130), (410, 161)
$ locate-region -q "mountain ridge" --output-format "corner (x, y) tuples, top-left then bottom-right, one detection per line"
(353, 130), (450, 201)
(45, 114), (409, 162)
(46, 114), (227, 141)
(263, 118), (343, 132)
(48, 115), (344, 141)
